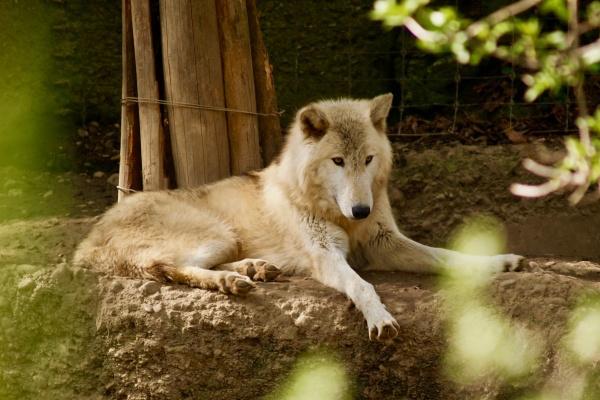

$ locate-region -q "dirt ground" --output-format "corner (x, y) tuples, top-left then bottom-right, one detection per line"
(1, 142), (600, 399)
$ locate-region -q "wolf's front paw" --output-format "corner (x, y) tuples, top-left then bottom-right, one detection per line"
(493, 254), (525, 272)
(365, 306), (399, 341)
(218, 272), (255, 295)
(238, 259), (282, 282)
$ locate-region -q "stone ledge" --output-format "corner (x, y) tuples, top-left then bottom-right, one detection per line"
(94, 261), (600, 399)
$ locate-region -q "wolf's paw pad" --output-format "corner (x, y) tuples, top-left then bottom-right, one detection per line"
(220, 273), (255, 295)
(241, 259), (281, 282)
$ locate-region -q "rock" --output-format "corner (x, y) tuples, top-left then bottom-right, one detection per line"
(94, 267), (600, 400)
(43, 190), (54, 198)
(51, 263), (72, 285)
(109, 280), (124, 294)
(17, 277), (35, 291)
(140, 281), (161, 296)
(93, 171), (105, 179)
(142, 303), (153, 313)
(107, 173), (119, 187)
(88, 122), (100, 134)
(16, 264), (40, 274)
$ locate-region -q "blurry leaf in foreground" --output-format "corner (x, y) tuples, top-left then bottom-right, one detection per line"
(442, 216), (540, 383)
(442, 215), (507, 289)
(446, 301), (540, 382)
(564, 297), (600, 365)
(267, 351), (352, 400)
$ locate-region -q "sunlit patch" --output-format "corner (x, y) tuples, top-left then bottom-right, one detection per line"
(266, 350), (352, 400)
(445, 301), (540, 383)
(563, 297), (600, 365)
(441, 215), (507, 292)
(441, 215), (540, 384)
(448, 215), (506, 257)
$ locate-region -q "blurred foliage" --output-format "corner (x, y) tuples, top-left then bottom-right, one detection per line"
(0, 1), (66, 169)
(371, 0), (600, 204)
(266, 350), (354, 400)
(441, 216), (541, 383)
(0, 0), (119, 170)
(439, 216), (600, 399)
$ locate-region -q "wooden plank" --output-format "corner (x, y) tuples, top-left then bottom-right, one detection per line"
(159, 0), (230, 187)
(216, 0), (262, 174)
(130, 0), (166, 191)
(118, 0), (142, 202)
(246, 0), (282, 165)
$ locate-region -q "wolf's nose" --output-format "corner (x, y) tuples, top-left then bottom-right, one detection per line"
(352, 205), (371, 219)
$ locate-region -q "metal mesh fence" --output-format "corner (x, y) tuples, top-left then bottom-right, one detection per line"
(262, 2), (599, 141)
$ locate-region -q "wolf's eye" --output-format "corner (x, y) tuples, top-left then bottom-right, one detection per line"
(365, 155), (374, 165)
(332, 157), (345, 167)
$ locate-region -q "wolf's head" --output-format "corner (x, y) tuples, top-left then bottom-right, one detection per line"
(280, 94), (394, 221)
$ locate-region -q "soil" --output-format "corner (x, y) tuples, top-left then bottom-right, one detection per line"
(1, 141), (600, 399)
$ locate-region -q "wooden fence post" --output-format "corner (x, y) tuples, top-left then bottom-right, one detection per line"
(247, 0), (282, 165)
(120, 0), (282, 192)
(217, 0), (262, 174)
(130, 0), (167, 191)
(118, 0), (142, 201)
(159, 0), (230, 187)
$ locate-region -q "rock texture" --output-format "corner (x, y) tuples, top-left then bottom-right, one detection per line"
(91, 260), (600, 399)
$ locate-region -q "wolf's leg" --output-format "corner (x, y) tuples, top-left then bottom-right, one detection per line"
(149, 264), (255, 295)
(300, 217), (399, 341)
(355, 196), (523, 273)
(214, 258), (281, 282)
(143, 241), (256, 295)
(79, 193), (257, 295)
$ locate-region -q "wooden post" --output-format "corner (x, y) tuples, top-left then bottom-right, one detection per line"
(130, 0), (166, 191)
(216, 0), (262, 174)
(159, 0), (230, 187)
(118, 0), (142, 201)
(247, 0), (282, 165)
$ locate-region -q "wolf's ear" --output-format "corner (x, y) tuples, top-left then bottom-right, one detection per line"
(370, 93), (393, 132)
(299, 106), (329, 138)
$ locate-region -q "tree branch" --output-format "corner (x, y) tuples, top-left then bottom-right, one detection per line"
(568, 0), (591, 152)
(403, 17), (445, 43)
(467, 0), (544, 37)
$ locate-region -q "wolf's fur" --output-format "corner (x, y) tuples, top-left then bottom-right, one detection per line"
(75, 94), (522, 340)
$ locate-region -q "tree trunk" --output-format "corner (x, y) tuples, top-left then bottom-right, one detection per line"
(247, 0), (282, 165)
(159, 0), (230, 187)
(130, 0), (167, 191)
(217, 0), (262, 174)
(118, 0), (142, 201)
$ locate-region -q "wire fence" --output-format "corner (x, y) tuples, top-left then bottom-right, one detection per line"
(269, 6), (599, 142)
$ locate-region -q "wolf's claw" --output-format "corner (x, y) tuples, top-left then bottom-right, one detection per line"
(366, 307), (399, 341)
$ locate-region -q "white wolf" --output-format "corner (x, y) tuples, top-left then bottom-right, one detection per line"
(74, 94), (522, 340)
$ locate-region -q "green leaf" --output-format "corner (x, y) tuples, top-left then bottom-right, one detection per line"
(541, 0), (569, 22)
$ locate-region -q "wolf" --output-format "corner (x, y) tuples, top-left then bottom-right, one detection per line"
(74, 93), (523, 340)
